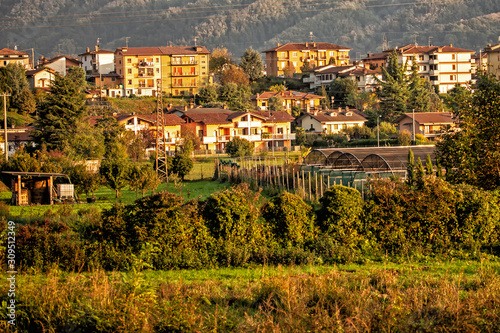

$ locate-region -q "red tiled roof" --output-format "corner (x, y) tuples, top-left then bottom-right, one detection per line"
(78, 49), (114, 56)
(391, 44), (474, 55)
(115, 45), (210, 56)
(0, 48), (29, 56)
(182, 112), (234, 125)
(252, 90), (324, 101)
(25, 68), (56, 76)
(263, 42), (352, 53)
(398, 112), (453, 124)
(140, 114), (185, 126)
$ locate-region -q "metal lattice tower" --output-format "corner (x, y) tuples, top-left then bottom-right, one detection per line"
(155, 79), (168, 180)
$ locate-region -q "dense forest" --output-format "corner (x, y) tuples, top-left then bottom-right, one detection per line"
(0, 0), (499, 62)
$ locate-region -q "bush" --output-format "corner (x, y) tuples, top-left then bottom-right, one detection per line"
(317, 185), (365, 248)
(225, 137), (254, 157)
(261, 192), (316, 248)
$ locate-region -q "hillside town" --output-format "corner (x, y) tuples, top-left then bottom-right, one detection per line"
(1, 38), (500, 159)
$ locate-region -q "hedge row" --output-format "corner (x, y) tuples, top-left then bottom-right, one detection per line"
(7, 176), (500, 271)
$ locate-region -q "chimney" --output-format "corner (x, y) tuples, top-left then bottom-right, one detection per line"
(277, 43), (280, 47)
(313, 42), (316, 47)
(338, 107), (341, 112)
(86, 47), (90, 53)
(95, 45), (98, 51)
(306, 42), (308, 48)
(306, 104), (310, 113)
(449, 44), (453, 47)
(256, 93), (260, 98)
(189, 102), (194, 109)
(167, 103), (172, 108)
(223, 104), (227, 109)
(184, 105), (188, 111)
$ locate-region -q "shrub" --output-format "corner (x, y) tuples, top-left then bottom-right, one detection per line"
(261, 191), (316, 248)
(317, 185), (365, 248)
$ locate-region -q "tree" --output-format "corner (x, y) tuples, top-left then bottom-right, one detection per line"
(329, 77), (358, 106)
(170, 154), (193, 181)
(209, 47), (233, 75)
(0, 63), (33, 115)
(31, 74), (86, 151)
(225, 137), (254, 157)
(197, 85), (219, 104)
(318, 84), (330, 110)
(267, 96), (283, 111)
(218, 83), (252, 111)
(69, 164), (101, 199)
(406, 148), (415, 188)
(65, 66), (87, 92)
(100, 157), (130, 198)
(220, 64), (249, 86)
(240, 47), (264, 81)
(436, 74), (500, 190)
(128, 163), (161, 198)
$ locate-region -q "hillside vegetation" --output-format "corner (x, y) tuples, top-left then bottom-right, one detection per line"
(1, 0), (499, 61)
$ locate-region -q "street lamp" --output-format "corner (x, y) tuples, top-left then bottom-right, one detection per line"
(377, 115), (382, 147)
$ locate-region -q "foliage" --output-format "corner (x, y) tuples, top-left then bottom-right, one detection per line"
(0, 63), (32, 115)
(100, 157), (130, 198)
(267, 95), (282, 111)
(225, 137), (254, 157)
(329, 77), (357, 106)
(269, 84), (286, 92)
(31, 73), (87, 151)
(341, 124), (375, 140)
(209, 47), (233, 75)
(261, 191), (315, 247)
(69, 163), (101, 198)
(65, 66), (87, 91)
(218, 83), (252, 111)
(128, 163), (160, 198)
(219, 64), (249, 86)
(398, 129), (412, 146)
(170, 154), (194, 181)
(317, 185), (365, 247)
(436, 74), (500, 190)
(240, 46), (264, 81)
(197, 84), (219, 104)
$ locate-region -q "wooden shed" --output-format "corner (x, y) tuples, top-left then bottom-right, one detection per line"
(2, 171), (75, 206)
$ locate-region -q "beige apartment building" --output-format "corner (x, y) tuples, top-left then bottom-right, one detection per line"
(263, 42), (352, 77)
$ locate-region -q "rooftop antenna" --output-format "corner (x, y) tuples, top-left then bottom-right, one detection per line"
(125, 37), (130, 48)
(96, 37), (101, 48)
(309, 31), (314, 43)
(194, 36), (198, 46)
(428, 36), (433, 46)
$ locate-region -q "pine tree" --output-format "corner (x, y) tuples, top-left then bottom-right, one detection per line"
(416, 157), (425, 188)
(406, 148), (415, 188)
(425, 154), (434, 175)
(240, 47), (264, 81)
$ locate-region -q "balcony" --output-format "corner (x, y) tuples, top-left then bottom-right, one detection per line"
(429, 69), (439, 75)
(172, 72), (198, 76)
(262, 133), (296, 141)
(171, 61), (198, 65)
(237, 121), (262, 128)
(137, 61), (154, 67)
(429, 58), (439, 65)
(138, 72), (154, 77)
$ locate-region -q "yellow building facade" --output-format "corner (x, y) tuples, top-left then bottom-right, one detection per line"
(263, 42), (352, 77)
(114, 46), (210, 97)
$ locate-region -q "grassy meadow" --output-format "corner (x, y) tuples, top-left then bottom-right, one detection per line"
(1, 260), (499, 332)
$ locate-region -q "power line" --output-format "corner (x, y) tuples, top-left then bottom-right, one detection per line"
(0, 1), (440, 31)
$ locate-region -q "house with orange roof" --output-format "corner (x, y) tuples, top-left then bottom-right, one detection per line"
(295, 107), (367, 134)
(263, 42), (352, 77)
(0, 48), (31, 69)
(251, 90), (325, 113)
(396, 112), (455, 141)
(181, 109), (295, 152)
(114, 45), (210, 97)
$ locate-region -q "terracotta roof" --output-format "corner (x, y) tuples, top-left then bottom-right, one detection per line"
(171, 107), (232, 114)
(25, 68), (56, 76)
(263, 42), (352, 53)
(182, 112), (234, 125)
(140, 114), (185, 126)
(363, 52), (389, 61)
(40, 55), (81, 66)
(78, 49), (114, 56)
(393, 44), (474, 54)
(115, 45), (210, 56)
(0, 48), (29, 56)
(7, 131), (32, 142)
(398, 112), (454, 124)
(252, 90), (324, 101)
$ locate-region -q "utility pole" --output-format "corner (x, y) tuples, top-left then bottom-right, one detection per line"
(377, 115), (381, 147)
(412, 108), (416, 145)
(1, 92), (11, 161)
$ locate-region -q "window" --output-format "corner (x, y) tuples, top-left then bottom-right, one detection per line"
(450, 75), (456, 80)
(452, 54), (456, 60)
(452, 64), (456, 70)
(281, 52), (286, 58)
(127, 58), (131, 63)
(198, 130), (204, 137)
(156, 58), (159, 62)
(156, 68), (159, 73)
(292, 52), (297, 57)
(419, 55), (424, 61)
(127, 79), (132, 85)
(430, 76), (438, 81)
(127, 68), (132, 74)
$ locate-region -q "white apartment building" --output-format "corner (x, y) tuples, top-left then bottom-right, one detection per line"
(393, 44), (475, 93)
(78, 46), (115, 77)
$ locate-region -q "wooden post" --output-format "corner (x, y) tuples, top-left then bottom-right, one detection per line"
(48, 176), (53, 205)
(315, 173), (318, 201)
(308, 171), (312, 201)
(320, 175), (323, 198)
(16, 175), (21, 206)
(327, 175), (330, 189)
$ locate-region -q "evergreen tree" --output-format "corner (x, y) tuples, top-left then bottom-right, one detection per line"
(197, 85), (219, 104)
(406, 148), (415, 188)
(240, 47), (263, 81)
(425, 155), (434, 175)
(416, 157), (425, 189)
(329, 77), (357, 107)
(31, 74), (86, 151)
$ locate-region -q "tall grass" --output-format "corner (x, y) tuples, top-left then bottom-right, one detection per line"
(2, 262), (499, 332)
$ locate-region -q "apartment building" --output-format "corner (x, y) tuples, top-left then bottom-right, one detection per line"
(485, 40), (500, 80)
(263, 42), (352, 77)
(114, 45), (210, 97)
(363, 44), (475, 93)
(0, 48), (30, 69)
(181, 109), (295, 152)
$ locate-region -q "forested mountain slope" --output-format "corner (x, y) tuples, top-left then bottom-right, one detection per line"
(1, 0), (499, 62)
